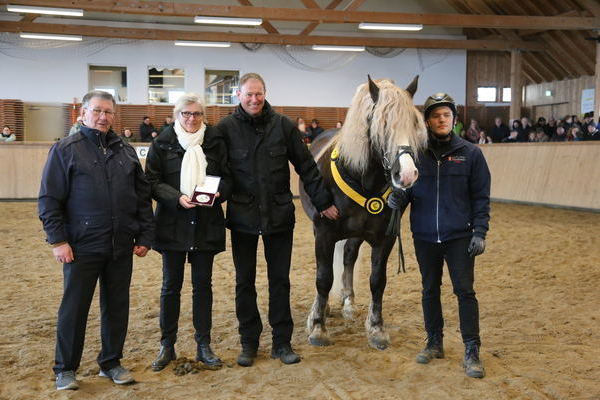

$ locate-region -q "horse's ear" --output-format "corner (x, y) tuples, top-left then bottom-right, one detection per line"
(368, 75), (380, 104)
(405, 75), (419, 98)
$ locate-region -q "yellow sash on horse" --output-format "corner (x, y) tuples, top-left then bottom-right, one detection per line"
(330, 147), (392, 215)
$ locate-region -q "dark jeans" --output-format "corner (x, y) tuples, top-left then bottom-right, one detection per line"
(413, 237), (480, 345)
(231, 229), (294, 348)
(54, 253), (133, 374)
(160, 250), (215, 346)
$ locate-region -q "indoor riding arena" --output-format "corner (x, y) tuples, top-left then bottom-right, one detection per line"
(1, 1), (600, 400)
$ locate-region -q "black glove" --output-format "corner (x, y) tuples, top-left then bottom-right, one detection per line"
(467, 236), (486, 257)
(387, 189), (410, 211)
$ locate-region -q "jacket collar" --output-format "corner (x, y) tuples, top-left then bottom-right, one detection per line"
(233, 100), (273, 126)
(80, 125), (119, 147)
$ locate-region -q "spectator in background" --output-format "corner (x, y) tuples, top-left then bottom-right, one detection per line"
(0, 125), (16, 142)
(521, 117), (533, 137)
(581, 112), (594, 133)
(336, 121), (343, 129)
(535, 117), (551, 138)
(478, 131), (492, 144)
(465, 119), (481, 144)
(296, 117), (309, 144)
(547, 117), (558, 139)
(502, 129), (518, 143)
(140, 116), (158, 142)
(121, 128), (135, 143)
(567, 126), (583, 141)
(490, 117), (509, 143)
(307, 119), (324, 143)
(453, 114), (465, 138)
(68, 117), (83, 136)
(161, 116), (173, 133)
(511, 119), (527, 142)
(551, 125), (567, 142)
(586, 123), (600, 141)
(535, 127), (549, 142)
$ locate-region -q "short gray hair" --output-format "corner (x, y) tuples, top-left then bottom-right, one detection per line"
(173, 93), (204, 119)
(82, 90), (116, 109)
(239, 73), (266, 92)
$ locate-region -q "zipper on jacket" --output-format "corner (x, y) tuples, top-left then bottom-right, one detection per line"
(436, 159), (441, 243)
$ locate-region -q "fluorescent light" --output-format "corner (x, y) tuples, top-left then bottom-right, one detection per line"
(194, 16), (262, 26)
(19, 32), (82, 41)
(174, 40), (231, 48)
(359, 23), (423, 31)
(312, 45), (365, 52)
(7, 4), (83, 17)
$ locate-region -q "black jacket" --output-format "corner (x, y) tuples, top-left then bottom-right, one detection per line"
(38, 126), (154, 257)
(490, 124), (510, 143)
(139, 122), (157, 142)
(407, 134), (491, 243)
(217, 101), (333, 235)
(145, 125), (232, 253)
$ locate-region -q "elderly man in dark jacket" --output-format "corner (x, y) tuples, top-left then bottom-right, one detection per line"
(388, 93), (490, 379)
(217, 73), (339, 367)
(39, 90), (154, 391)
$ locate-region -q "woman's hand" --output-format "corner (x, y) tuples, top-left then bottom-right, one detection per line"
(179, 195), (197, 208)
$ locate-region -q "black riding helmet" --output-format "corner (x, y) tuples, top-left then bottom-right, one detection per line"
(423, 93), (457, 120)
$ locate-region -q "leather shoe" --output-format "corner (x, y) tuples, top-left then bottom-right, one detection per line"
(237, 345), (258, 367)
(271, 343), (301, 364)
(151, 345), (176, 372)
(196, 344), (222, 367)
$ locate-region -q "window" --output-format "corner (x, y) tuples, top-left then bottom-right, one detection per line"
(89, 65), (127, 102)
(205, 69), (239, 105)
(148, 67), (185, 104)
(477, 87), (496, 102)
(502, 87), (511, 102)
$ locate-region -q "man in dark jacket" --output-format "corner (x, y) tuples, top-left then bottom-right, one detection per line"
(217, 73), (339, 367)
(38, 90), (154, 391)
(139, 116), (157, 142)
(388, 93), (490, 379)
(489, 117), (509, 143)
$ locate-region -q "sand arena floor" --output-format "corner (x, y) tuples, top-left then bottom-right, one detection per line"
(0, 200), (599, 400)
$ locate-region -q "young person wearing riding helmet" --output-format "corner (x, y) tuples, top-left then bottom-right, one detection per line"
(387, 93), (491, 378)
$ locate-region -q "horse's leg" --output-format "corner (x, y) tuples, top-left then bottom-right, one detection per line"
(307, 230), (336, 346)
(341, 238), (363, 320)
(365, 235), (396, 350)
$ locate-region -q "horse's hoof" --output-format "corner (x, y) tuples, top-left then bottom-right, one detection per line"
(341, 305), (354, 320)
(367, 332), (390, 350)
(309, 335), (332, 347)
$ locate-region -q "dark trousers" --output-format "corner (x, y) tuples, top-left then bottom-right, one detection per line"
(413, 237), (480, 345)
(231, 230), (294, 348)
(160, 251), (215, 346)
(54, 254), (133, 374)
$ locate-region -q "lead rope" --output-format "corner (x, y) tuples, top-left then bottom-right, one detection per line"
(385, 208), (406, 273)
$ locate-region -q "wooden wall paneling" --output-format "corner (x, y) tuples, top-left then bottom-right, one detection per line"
(151, 105), (174, 132)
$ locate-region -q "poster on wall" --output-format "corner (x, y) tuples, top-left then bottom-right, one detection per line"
(581, 88), (594, 114)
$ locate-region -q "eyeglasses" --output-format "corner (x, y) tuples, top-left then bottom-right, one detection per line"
(180, 111), (204, 118)
(87, 108), (115, 117)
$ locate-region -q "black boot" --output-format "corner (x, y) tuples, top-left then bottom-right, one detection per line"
(415, 332), (444, 364)
(151, 345), (176, 371)
(464, 341), (485, 378)
(271, 343), (301, 365)
(196, 344), (222, 367)
(237, 344), (258, 367)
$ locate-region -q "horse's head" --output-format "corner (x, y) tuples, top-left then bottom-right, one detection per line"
(337, 75), (427, 190)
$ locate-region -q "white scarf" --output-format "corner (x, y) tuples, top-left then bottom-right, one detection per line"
(175, 119), (208, 197)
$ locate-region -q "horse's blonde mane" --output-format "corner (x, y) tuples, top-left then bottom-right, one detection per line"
(337, 78), (427, 173)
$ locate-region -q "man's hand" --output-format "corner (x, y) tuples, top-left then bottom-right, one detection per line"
(387, 189), (410, 211)
(53, 242), (74, 264)
(179, 195), (197, 209)
(134, 245), (149, 257)
(467, 236), (486, 257)
(320, 205), (340, 220)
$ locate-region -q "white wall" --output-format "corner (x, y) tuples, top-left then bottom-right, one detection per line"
(0, 35), (466, 107)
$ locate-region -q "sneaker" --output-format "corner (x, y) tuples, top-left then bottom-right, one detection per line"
(56, 371), (78, 391)
(271, 343), (301, 365)
(99, 365), (135, 384)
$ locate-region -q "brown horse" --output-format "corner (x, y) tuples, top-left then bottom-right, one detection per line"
(301, 76), (427, 349)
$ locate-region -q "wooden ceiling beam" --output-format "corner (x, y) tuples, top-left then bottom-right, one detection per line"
(0, 21), (546, 51)
(3, 1), (598, 30)
(237, 0), (279, 34)
(541, 31), (589, 77)
(299, 0), (343, 36)
(573, 0), (600, 17)
(344, 0), (367, 12)
(523, 53), (560, 82)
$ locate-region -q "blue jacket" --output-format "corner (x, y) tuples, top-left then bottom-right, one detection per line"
(408, 134), (490, 243)
(38, 126), (154, 257)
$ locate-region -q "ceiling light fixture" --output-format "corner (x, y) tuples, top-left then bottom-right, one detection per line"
(7, 4), (84, 17)
(174, 40), (231, 48)
(19, 32), (83, 41)
(194, 16), (262, 26)
(359, 23), (423, 31)
(312, 45), (365, 52)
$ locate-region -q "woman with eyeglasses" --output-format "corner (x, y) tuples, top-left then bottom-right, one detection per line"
(145, 93), (231, 372)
